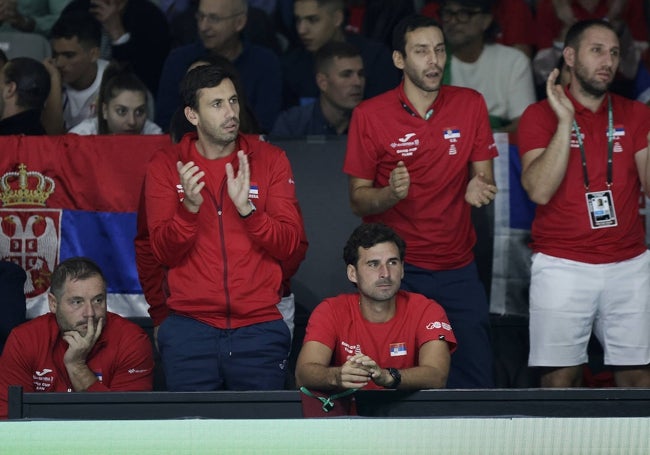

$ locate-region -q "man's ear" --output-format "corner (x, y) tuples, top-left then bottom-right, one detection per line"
(48, 292), (58, 314)
(392, 50), (405, 70)
(88, 45), (100, 63)
(333, 8), (344, 28)
(3, 79), (16, 99)
(184, 106), (199, 126)
(563, 46), (575, 68)
(347, 264), (358, 284)
(315, 72), (328, 92)
(234, 12), (247, 33)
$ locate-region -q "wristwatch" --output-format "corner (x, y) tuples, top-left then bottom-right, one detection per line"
(239, 199), (256, 218)
(385, 368), (401, 389)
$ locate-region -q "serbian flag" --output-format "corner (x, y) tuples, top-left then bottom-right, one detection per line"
(0, 134), (170, 318)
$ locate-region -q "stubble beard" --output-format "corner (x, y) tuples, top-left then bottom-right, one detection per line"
(574, 61), (611, 98)
(405, 66), (442, 94)
(200, 121), (239, 148)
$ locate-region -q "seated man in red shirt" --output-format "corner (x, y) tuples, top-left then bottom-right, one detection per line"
(296, 223), (456, 395)
(0, 257), (154, 419)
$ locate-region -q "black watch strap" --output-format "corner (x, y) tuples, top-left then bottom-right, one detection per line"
(385, 367), (401, 389)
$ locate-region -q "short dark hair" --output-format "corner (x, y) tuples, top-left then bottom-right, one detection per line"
(3, 57), (51, 110)
(564, 19), (617, 50)
(343, 223), (406, 267)
(314, 41), (362, 74)
(168, 54), (259, 141)
(180, 63), (238, 110)
(392, 14), (442, 55)
(0, 49), (7, 67)
(50, 11), (102, 49)
(97, 62), (149, 134)
(50, 257), (106, 301)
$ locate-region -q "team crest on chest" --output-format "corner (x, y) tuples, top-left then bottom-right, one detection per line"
(443, 127), (460, 155)
(611, 125), (625, 153)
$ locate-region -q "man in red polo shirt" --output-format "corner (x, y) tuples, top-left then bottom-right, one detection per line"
(344, 15), (498, 388)
(519, 19), (650, 388)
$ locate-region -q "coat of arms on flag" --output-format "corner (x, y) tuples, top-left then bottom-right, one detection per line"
(0, 164), (61, 299)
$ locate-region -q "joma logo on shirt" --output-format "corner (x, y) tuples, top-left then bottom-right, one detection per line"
(32, 369), (55, 391)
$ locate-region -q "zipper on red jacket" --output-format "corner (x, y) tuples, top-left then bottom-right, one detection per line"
(206, 179), (232, 332)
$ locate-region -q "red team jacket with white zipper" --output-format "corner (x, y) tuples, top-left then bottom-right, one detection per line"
(145, 133), (304, 329)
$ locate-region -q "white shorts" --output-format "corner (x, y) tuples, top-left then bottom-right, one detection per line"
(528, 250), (650, 367)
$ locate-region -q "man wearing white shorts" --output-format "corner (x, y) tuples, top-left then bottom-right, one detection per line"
(529, 252), (650, 378)
(518, 19), (650, 387)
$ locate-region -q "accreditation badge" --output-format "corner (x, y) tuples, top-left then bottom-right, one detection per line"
(585, 190), (617, 229)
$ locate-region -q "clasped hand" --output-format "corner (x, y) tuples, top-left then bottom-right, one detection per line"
(337, 353), (387, 389)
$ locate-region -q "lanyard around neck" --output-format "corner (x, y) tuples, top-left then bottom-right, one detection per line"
(571, 95), (613, 190)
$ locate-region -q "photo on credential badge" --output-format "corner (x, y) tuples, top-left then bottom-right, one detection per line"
(585, 191), (618, 228)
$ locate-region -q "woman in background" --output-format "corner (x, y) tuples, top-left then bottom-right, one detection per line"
(70, 62), (162, 135)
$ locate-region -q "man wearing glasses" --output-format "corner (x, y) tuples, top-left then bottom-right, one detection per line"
(155, 0), (282, 132)
(439, 0), (535, 133)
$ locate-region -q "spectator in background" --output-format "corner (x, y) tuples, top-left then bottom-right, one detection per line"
(167, 0), (283, 54)
(0, 57), (51, 135)
(440, 0), (535, 133)
(533, 0), (646, 99)
(271, 41), (364, 137)
(421, 0), (535, 58)
(0, 0), (71, 36)
(535, 0), (647, 52)
(144, 64), (305, 391)
(296, 223), (456, 394)
(69, 62), (162, 135)
(62, 0), (171, 95)
(42, 11), (108, 133)
(0, 257), (154, 419)
(518, 19), (650, 388)
(344, 15), (498, 388)
(156, 0), (282, 133)
(282, 0), (399, 108)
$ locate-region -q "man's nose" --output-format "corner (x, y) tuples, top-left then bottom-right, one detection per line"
(197, 16), (210, 32)
(296, 20), (308, 36)
(82, 301), (95, 317)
